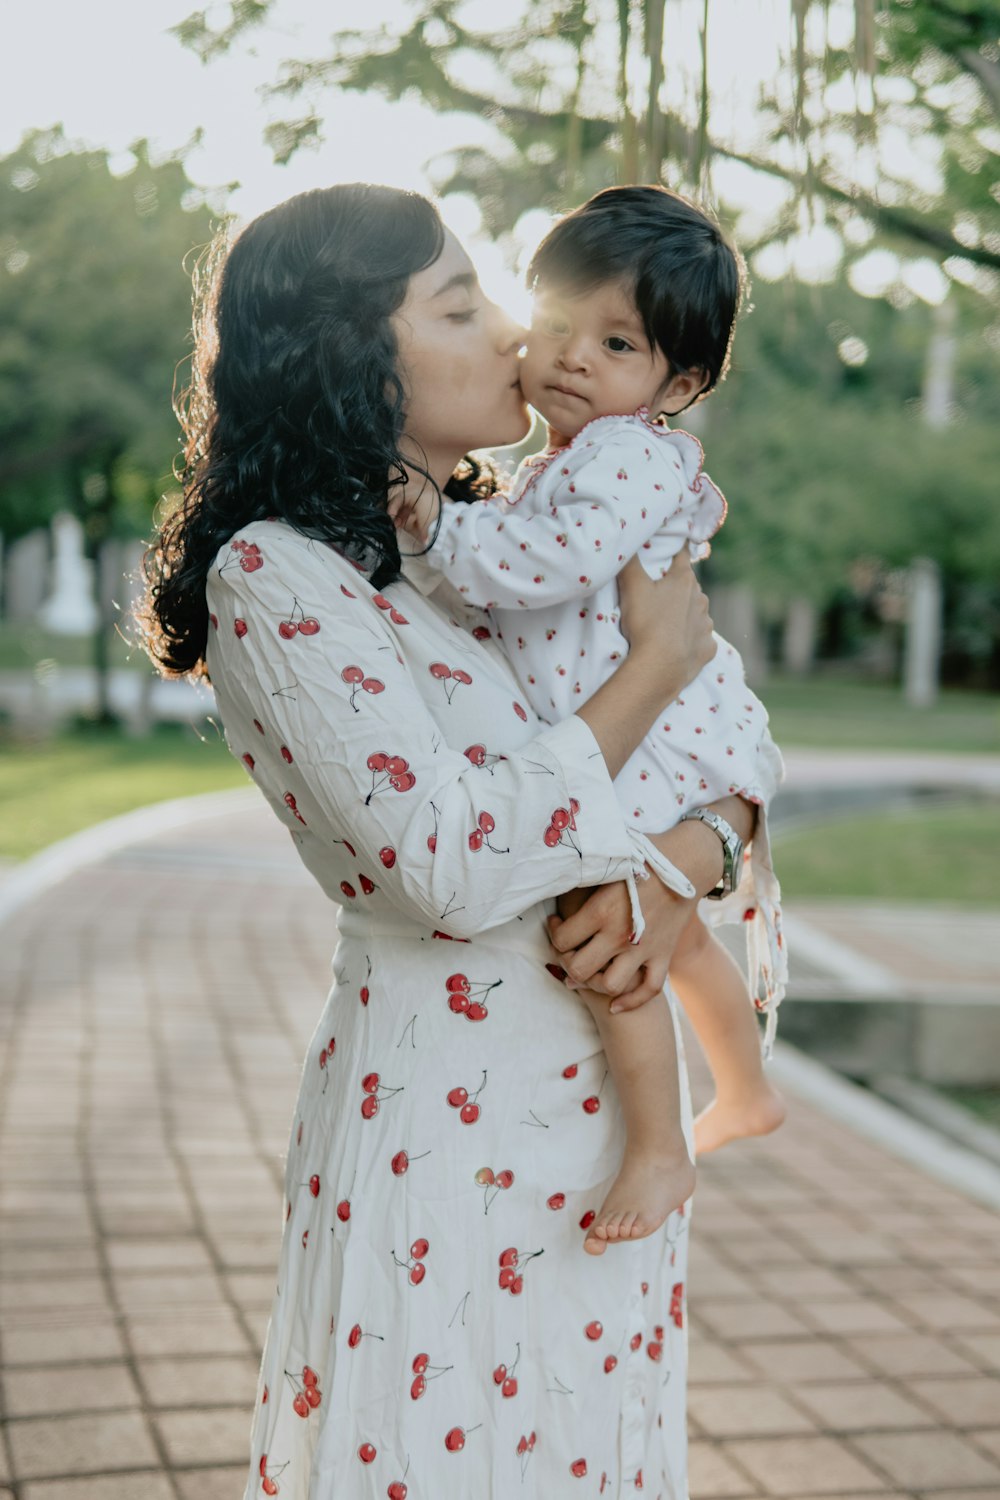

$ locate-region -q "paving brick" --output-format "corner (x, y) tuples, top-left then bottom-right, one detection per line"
(20, 1477), (174, 1500)
(688, 1385), (817, 1438)
(125, 1309), (252, 1359)
(688, 1440), (759, 1497)
(739, 1339), (870, 1384)
(154, 1407), (252, 1468)
(696, 1298), (813, 1342)
(847, 1332), (979, 1379)
(0, 1321), (126, 1367)
(174, 1467), (246, 1500)
(138, 1356), (259, 1408)
(954, 1334), (1000, 1372)
(7, 1412), (159, 1481)
(791, 1381), (935, 1432)
(2, 1362), (140, 1418)
(803, 1300), (912, 1337)
(851, 1429), (1000, 1489)
(105, 1240), (214, 1274)
(720, 1436), (887, 1495)
(891, 1291), (1000, 1333)
(906, 1377), (1000, 1427)
(689, 1342), (758, 1384)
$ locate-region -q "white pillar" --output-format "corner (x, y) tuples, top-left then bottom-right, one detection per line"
(904, 557), (942, 708)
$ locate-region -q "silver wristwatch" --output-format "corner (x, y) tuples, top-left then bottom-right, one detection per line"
(678, 807), (744, 900)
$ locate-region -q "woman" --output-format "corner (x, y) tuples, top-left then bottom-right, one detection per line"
(141, 183), (764, 1499)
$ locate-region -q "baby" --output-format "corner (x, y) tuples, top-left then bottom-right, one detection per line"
(417, 186), (787, 1253)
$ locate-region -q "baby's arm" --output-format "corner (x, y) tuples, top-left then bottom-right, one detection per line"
(423, 430), (691, 611)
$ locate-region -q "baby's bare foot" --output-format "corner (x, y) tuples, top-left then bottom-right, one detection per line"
(583, 1151), (695, 1256)
(693, 1083), (786, 1157)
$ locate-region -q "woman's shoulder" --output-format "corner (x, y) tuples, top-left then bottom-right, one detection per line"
(207, 519), (369, 598)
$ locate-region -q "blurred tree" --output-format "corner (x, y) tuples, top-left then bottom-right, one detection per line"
(173, 0), (1000, 292)
(0, 128), (218, 719)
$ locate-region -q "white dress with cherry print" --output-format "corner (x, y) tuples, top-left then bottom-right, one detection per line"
(421, 410), (788, 1038)
(206, 520), (695, 1500)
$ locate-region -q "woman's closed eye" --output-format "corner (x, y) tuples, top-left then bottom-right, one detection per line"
(447, 305), (478, 324)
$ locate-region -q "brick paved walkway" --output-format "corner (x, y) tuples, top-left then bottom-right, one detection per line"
(1, 803), (999, 1500)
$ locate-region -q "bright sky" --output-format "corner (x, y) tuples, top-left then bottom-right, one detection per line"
(1, 0), (946, 307)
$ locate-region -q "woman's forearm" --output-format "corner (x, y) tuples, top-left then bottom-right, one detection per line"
(575, 645), (690, 780)
(646, 794), (758, 898)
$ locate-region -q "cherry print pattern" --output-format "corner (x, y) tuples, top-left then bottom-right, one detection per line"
(475, 1165), (515, 1214)
(359, 1071), (403, 1120)
(444, 972), (503, 1022)
(428, 661), (474, 703)
(447, 1070), (487, 1125)
(276, 595), (321, 640)
(204, 520), (709, 1498)
(340, 663), (386, 711)
(365, 753), (416, 801)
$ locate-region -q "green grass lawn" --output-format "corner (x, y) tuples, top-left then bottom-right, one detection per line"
(773, 798), (1000, 907)
(0, 722), (246, 861)
(0, 623), (143, 672)
(938, 1087), (1000, 1130)
(763, 676), (1000, 754)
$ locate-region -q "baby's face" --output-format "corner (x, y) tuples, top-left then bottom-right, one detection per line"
(520, 278), (674, 440)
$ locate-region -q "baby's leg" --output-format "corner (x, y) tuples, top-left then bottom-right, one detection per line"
(578, 986), (695, 1256)
(670, 914), (786, 1156)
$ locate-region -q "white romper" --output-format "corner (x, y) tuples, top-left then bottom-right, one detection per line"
(417, 409), (787, 1037)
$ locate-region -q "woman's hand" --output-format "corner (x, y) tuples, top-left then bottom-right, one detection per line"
(617, 550), (715, 693)
(547, 872), (697, 1012)
(547, 796), (756, 1011)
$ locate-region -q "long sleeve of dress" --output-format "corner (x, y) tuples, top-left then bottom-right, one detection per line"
(424, 419), (726, 610)
(204, 522), (688, 942)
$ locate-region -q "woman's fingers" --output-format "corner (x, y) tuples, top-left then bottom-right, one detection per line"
(547, 884), (629, 956)
(605, 957), (670, 1012)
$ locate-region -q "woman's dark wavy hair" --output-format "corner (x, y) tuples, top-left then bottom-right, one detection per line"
(528, 184), (748, 400)
(139, 182), (498, 680)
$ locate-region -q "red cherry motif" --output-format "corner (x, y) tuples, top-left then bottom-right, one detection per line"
(647, 1340), (663, 1361)
(359, 1068), (402, 1120)
(209, 612), (219, 631)
(262, 1479), (278, 1497)
(280, 745), (293, 763)
(547, 1192), (566, 1210)
(571, 1459), (588, 1477)
(477, 1166), (514, 1214)
(340, 882), (356, 900)
(391, 1147), (431, 1176)
(429, 662), (473, 704)
(284, 792), (306, 826)
(366, 754), (416, 802)
(579, 1210), (596, 1230)
(604, 1354), (618, 1373)
(358, 1442), (376, 1463)
(670, 1281), (685, 1327)
(584, 1320), (603, 1340)
(447, 1069), (487, 1124)
(359, 874), (376, 895)
(234, 618), (248, 638)
(242, 753), (255, 772)
(496, 1245), (542, 1292)
(545, 802), (581, 853)
(379, 846), (396, 869)
(444, 973), (502, 1022)
(513, 701), (527, 721)
(388, 1484), (408, 1500)
(309, 1174), (320, 1197)
(630, 1333), (642, 1351)
(336, 1199), (351, 1222)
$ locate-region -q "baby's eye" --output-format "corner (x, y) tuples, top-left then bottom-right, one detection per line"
(605, 336), (635, 353)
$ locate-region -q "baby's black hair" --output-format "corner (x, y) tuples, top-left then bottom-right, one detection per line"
(527, 184), (747, 396)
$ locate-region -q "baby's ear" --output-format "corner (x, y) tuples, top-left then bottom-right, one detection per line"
(660, 366), (710, 415)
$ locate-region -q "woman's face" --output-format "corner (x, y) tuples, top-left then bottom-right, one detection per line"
(392, 230), (531, 487)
